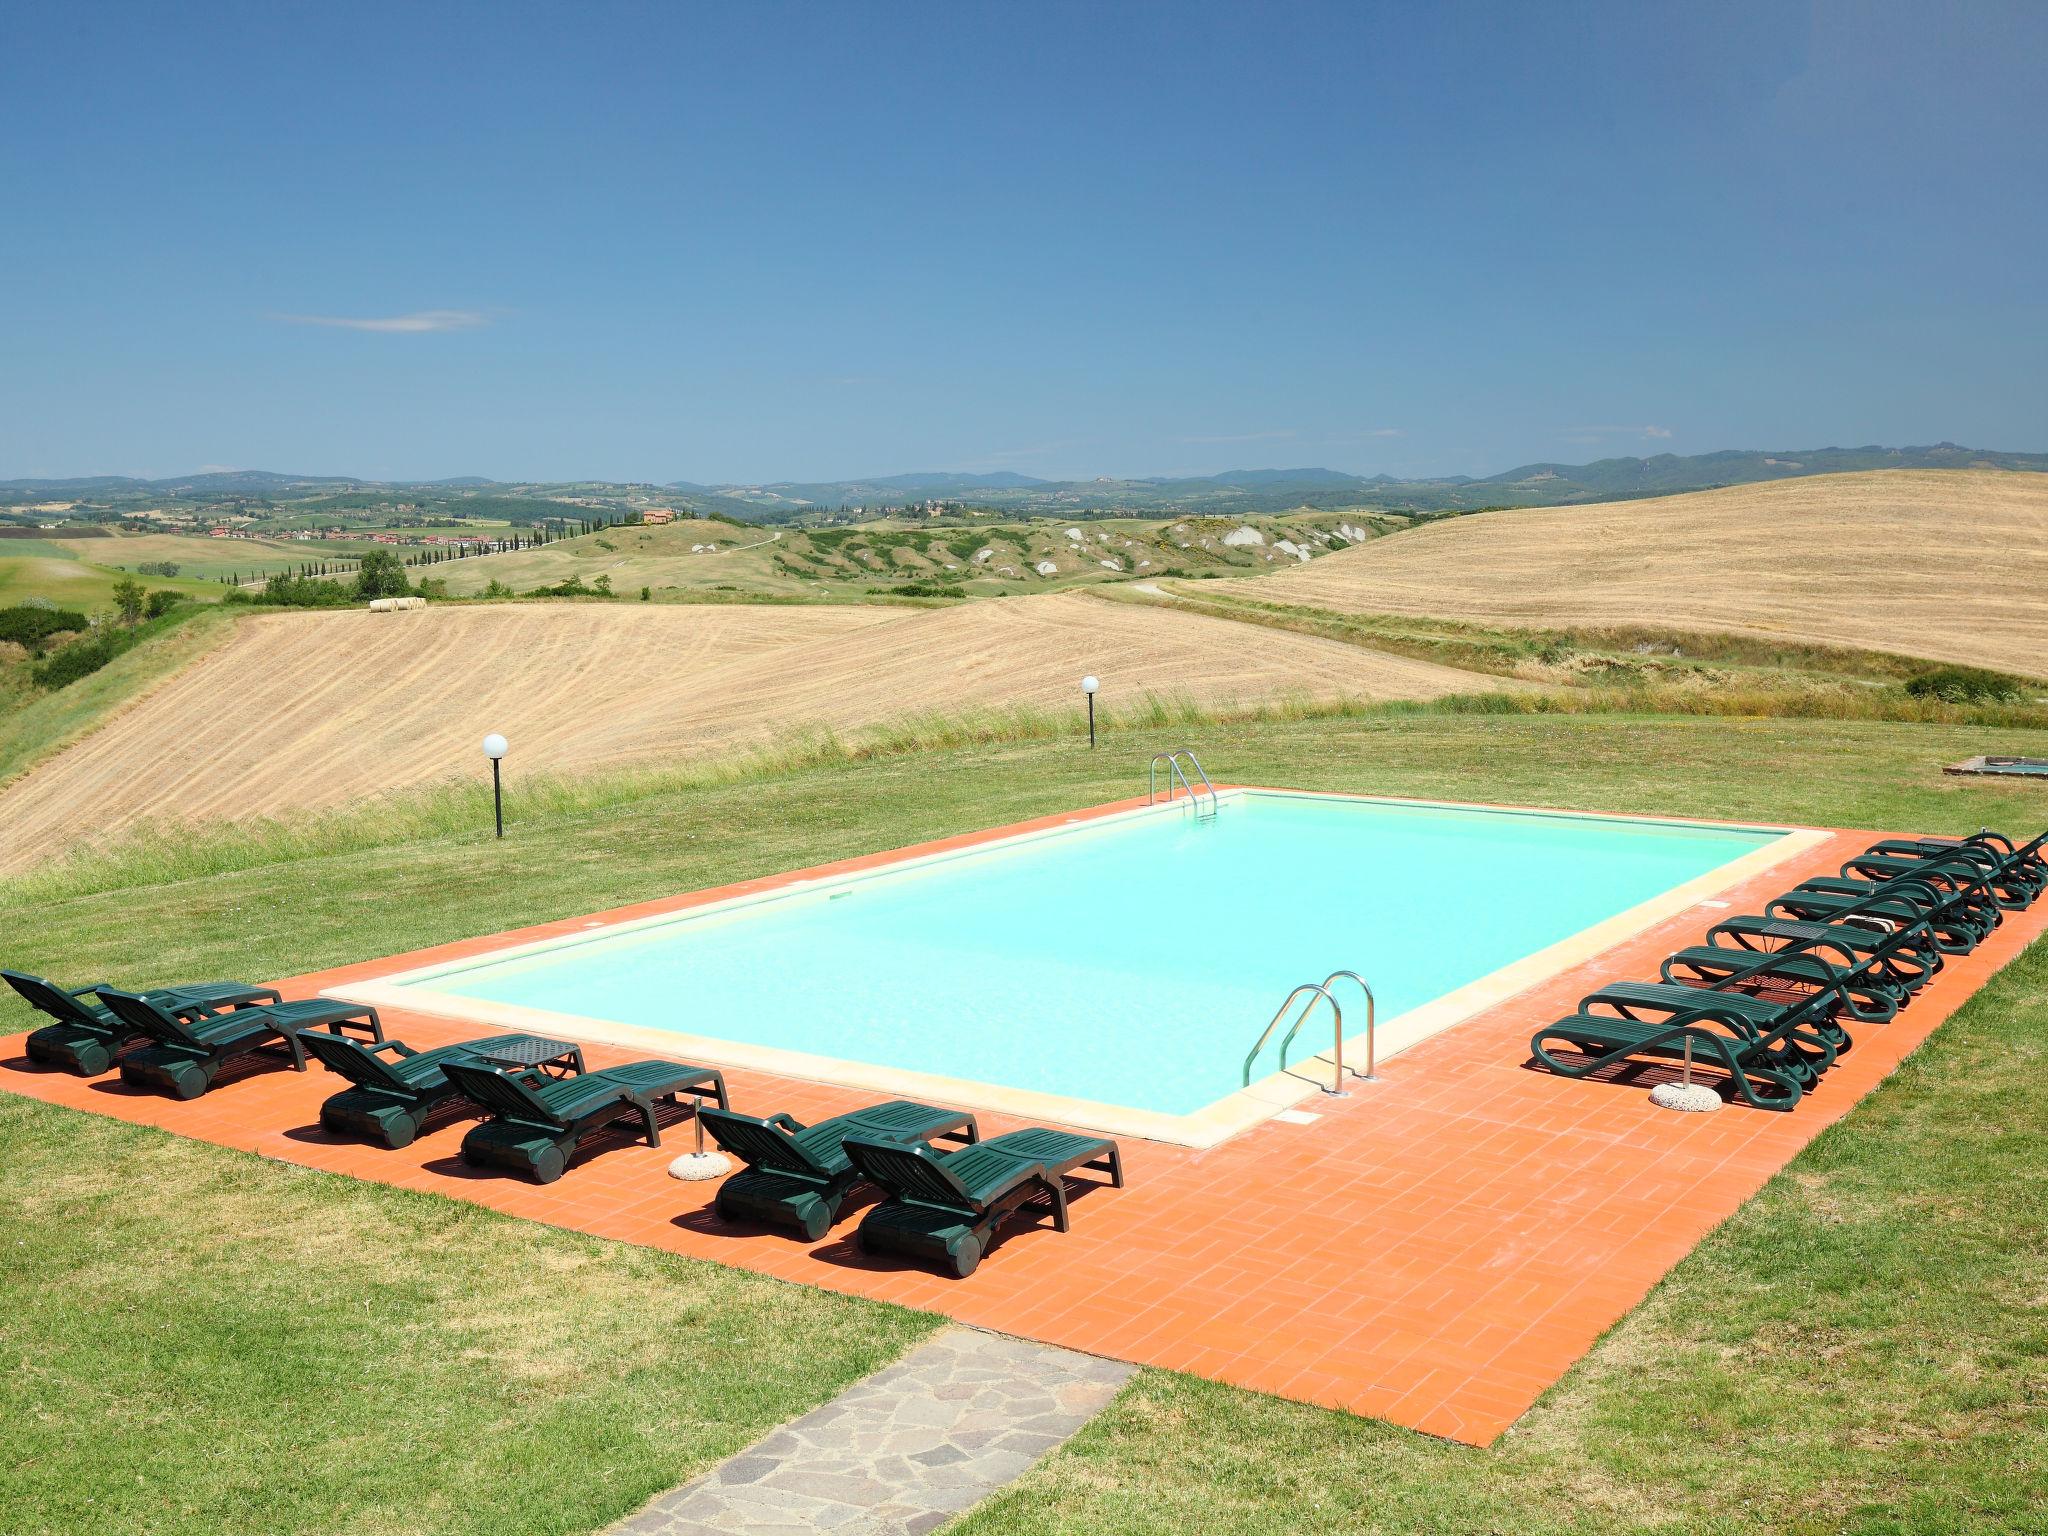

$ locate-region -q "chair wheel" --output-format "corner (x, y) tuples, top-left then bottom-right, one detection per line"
(530, 1145), (567, 1184)
(949, 1235), (982, 1279)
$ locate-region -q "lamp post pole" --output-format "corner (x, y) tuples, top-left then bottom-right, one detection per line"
(483, 734), (509, 837)
(1082, 675), (1099, 749)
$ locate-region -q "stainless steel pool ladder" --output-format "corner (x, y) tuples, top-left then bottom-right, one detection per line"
(1241, 969), (1378, 1095)
(1148, 748), (1219, 819)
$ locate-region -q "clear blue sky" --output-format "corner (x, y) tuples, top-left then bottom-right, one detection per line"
(3, 1), (2042, 484)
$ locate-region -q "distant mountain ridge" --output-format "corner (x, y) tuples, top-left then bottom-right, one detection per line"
(675, 444), (2047, 519)
(5, 443), (2043, 520)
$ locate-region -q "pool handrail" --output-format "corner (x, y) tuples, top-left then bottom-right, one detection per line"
(1243, 982), (1343, 1096)
(1243, 969), (1378, 1095)
(1306, 970), (1377, 1083)
(1148, 748), (1219, 817)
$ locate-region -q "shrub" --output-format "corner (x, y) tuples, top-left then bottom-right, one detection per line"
(250, 574), (356, 607)
(640, 586), (651, 601)
(32, 629), (129, 688)
(352, 548), (412, 599)
(525, 575), (613, 598)
(136, 560), (181, 577)
(869, 581), (966, 599)
(1904, 664), (2028, 705)
(0, 604), (88, 652)
(143, 590), (180, 619)
(111, 575), (146, 625)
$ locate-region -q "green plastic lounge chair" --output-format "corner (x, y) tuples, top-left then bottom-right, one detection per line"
(844, 1128), (1124, 1277)
(1814, 853), (2004, 925)
(1530, 977), (1848, 1111)
(700, 1100), (981, 1239)
(99, 988), (383, 1100)
(7, 969), (282, 1077)
(1769, 872), (1992, 954)
(1860, 829), (2045, 902)
(1661, 927), (1920, 1024)
(302, 1031), (564, 1149)
(1846, 835), (2044, 911)
(1695, 902), (1942, 998)
(442, 1056), (727, 1183)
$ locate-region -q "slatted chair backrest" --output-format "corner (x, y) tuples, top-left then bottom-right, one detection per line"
(1905, 850), (2000, 893)
(3, 971), (102, 1030)
(698, 1107), (835, 1180)
(438, 1058), (562, 1127)
(842, 1135), (977, 1212)
(95, 988), (206, 1049)
(299, 1031), (414, 1095)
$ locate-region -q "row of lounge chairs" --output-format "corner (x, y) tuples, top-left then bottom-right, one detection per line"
(698, 1101), (1123, 1276)
(4, 968), (1122, 1278)
(1531, 827), (2044, 1109)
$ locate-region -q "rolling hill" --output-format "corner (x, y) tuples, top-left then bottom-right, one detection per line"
(1201, 470), (2048, 678)
(424, 510), (1395, 600)
(0, 595), (1505, 870)
(0, 537), (235, 609)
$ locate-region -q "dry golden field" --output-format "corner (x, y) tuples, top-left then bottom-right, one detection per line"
(1206, 470), (2048, 676)
(0, 594), (1498, 868)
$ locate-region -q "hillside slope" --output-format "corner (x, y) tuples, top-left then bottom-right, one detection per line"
(1203, 470), (2048, 677)
(427, 510), (1393, 601)
(0, 596), (1502, 869)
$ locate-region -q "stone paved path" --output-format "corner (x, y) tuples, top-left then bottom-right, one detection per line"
(606, 1328), (1134, 1535)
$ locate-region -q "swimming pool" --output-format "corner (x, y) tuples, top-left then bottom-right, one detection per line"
(333, 790), (1819, 1145)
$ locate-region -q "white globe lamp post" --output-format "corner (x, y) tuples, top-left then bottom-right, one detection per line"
(482, 733), (508, 838)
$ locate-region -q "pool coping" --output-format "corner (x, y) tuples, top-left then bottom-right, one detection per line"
(322, 787), (1830, 1149)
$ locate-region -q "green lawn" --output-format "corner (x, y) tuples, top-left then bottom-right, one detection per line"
(0, 1105), (933, 1536)
(3, 710), (2045, 1535)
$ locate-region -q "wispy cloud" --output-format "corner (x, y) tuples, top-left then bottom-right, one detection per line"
(273, 309), (487, 334)
(1177, 428), (1298, 445)
(1365, 427), (1405, 438)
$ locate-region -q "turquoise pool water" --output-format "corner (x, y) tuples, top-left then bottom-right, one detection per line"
(403, 794), (1780, 1117)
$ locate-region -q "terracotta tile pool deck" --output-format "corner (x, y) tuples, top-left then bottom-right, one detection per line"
(5, 795), (2042, 1447)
